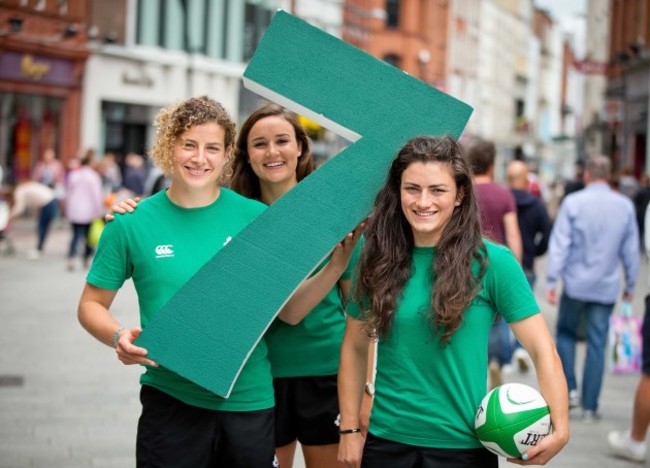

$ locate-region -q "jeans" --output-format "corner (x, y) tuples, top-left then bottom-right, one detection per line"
(37, 199), (58, 251)
(488, 316), (512, 366)
(556, 291), (614, 412)
(523, 268), (536, 291)
(512, 268), (537, 353)
(68, 222), (92, 261)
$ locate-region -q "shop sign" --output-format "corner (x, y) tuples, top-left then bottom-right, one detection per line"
(121, 70), (154, 87)
(0, 52), (77, 87)
(574, 60), (608, 75)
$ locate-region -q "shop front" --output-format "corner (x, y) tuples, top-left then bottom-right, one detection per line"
(0, 48), (86, 184)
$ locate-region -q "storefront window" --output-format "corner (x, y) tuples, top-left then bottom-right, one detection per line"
(0, 92), (62, 184)
(101, 101), (151, 171)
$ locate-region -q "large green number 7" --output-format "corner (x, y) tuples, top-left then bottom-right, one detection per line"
(135, 11), (472, 397)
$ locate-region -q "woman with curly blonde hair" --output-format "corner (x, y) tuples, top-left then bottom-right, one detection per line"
(78, 96), (276, 467)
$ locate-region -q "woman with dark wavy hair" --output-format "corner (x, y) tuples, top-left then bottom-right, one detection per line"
(337, 136), (569, 467)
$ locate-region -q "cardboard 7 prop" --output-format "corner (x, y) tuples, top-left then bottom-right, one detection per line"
(135, 10), (473, 397)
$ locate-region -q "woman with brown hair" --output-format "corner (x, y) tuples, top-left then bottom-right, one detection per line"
(337, 136), (569, 467)
(232, 103), (362, 468)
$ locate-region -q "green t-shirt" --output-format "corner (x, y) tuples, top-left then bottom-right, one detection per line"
(266, 242), (361, 377)
(347, 240), (539, 448)
(87, 188), (274, 412)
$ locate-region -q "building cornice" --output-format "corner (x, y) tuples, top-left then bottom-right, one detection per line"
(89, 43), (246, 77)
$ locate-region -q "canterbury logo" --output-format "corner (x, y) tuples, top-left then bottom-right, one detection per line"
(155, 244), (174, 258)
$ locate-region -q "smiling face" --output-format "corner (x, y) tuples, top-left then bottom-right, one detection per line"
(246, 115), (302, 190)
(170, 122), (230, 193)
(400, 161), (461, 247)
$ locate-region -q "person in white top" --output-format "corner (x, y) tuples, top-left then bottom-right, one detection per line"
(8, 181), (57, 259)
(606, 203), (650, 463)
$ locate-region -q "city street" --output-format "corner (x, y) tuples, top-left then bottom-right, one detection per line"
(1, 217), (648, 467)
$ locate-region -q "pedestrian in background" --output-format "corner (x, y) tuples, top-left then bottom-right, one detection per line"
(633, 173), (650, 255)
(7, 180), (57, 259)
(467, 139), (523, 388)
(31, 147), (64, 192)
(32, 146), (66, 219)
(505, 160), (553, 372)
(619, 166), (639, 200)
(545, 154), (640, 421)
(506, 160), (551, 290)
(122, 152), (147, 197)
(78, 96), (276, 467)
(562, 160), (585, 200)
(64, 150), (104, 271)
(337, 136), (568, 467)
(606, 200), (650, 463)
(97, 152), (122, 194)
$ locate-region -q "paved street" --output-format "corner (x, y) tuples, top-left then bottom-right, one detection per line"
(1, 216), (649, 467)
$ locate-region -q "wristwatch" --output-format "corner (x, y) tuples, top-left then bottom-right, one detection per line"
(365, 381), (375, 396)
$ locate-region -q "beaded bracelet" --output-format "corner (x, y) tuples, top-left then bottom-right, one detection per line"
(112, 326), (126, 348)
(339, 428), (361, 435)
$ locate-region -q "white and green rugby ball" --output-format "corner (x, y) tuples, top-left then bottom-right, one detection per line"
(475, 383), (551, 458)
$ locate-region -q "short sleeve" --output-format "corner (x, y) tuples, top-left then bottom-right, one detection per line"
(86, 217), (131, 291)
(482, 243), (539, 323)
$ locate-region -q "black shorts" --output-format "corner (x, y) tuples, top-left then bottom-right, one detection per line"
(641, 294), (650, 375)
(273, 375), (340, 447)
(361, 433), (498, 468)
(136, 385), (276, 468)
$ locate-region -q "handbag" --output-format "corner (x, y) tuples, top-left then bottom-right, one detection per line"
(87, 218), (105, 248)
(608, 301), (643, 374)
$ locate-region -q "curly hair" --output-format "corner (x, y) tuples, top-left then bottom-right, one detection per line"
(230, 103), (314, 201)
(150, 96), (237, 177)
(356, 135), (487, 345)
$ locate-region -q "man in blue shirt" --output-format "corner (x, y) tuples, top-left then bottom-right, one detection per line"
(545, 154), (640, 421)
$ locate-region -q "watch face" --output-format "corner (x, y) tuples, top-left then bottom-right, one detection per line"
(365, 382), (375, 396)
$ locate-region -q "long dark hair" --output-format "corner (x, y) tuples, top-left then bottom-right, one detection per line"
(356, 135), (487, 345)
(230, 103), (314, 201)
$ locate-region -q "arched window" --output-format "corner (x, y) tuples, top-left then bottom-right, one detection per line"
(383, 53), (401, 69)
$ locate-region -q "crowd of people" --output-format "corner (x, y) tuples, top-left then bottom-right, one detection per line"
(3, 94), (649, 466)
(2, 145), (167, 269)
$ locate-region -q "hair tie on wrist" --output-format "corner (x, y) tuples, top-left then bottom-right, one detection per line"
(339, 428), (361, 435)
(112, 326), (126, 348)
